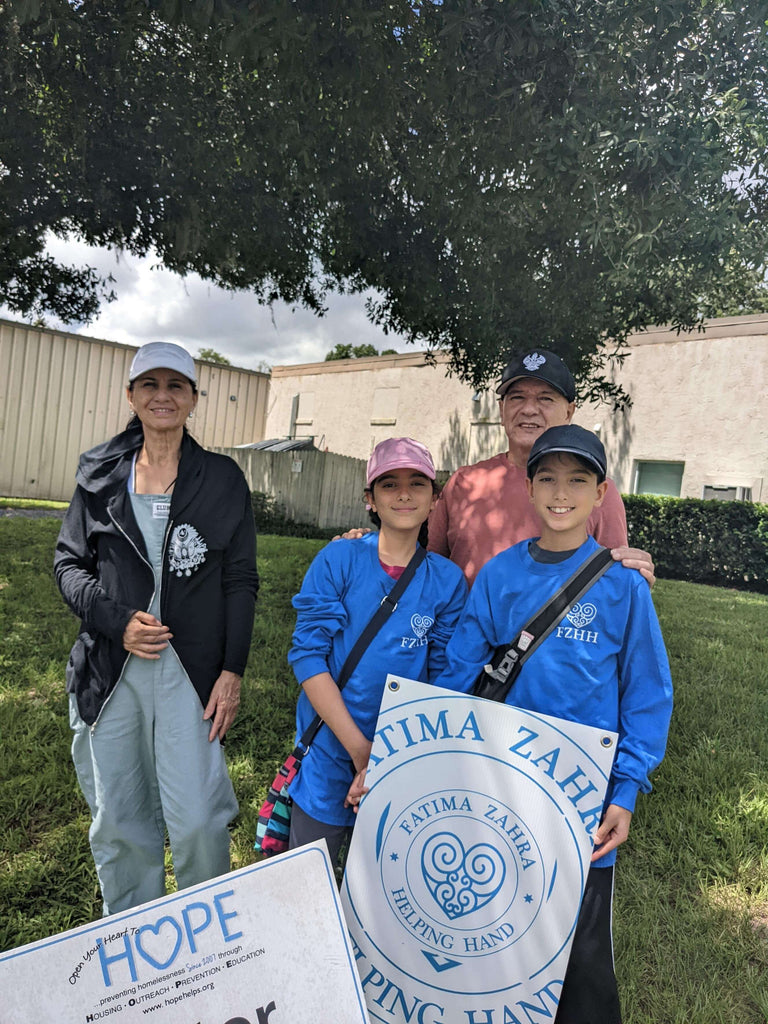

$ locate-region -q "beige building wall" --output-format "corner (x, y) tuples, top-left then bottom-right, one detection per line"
(268, 314), (768, 500)
(0, 319), (269, 501)
(267, 351), (506, 471)
(580, 315), (768, 500)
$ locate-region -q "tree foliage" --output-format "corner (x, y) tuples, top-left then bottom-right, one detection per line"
(325, 343), (395, 360)
(2, 0), (767, 403)
(197, 347), (231, 365)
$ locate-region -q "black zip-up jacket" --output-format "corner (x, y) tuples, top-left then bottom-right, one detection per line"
(54, 422), (259, 726)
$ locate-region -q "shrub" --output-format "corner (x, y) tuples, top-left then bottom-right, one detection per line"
(623, 494), (768, 592)
(250, 491), (340, 540)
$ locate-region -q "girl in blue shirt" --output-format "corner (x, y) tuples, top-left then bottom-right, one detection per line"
(287, 437), (467, 866)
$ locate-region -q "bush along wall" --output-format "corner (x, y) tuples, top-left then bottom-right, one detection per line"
(251, 491), (341, 540)
(623, 495), (768, 593)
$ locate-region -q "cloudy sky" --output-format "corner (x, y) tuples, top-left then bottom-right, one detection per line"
(3, 234), (411, 370)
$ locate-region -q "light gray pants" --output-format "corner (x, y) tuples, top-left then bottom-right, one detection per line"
(70, 650), (238, 916)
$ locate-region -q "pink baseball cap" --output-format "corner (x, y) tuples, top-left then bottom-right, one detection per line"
(366, 437), (436, 487)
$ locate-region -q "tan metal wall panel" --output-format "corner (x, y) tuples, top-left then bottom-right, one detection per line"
(0, 322), (25, 495)
(0, 319), (268, 500)
(192, 363), (267, 450)
(0, 323), (137, 499)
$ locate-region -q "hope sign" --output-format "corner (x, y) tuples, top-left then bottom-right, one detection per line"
(98, 889), (242, 987)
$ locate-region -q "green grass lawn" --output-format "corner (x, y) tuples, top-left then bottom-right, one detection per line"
(0, 497), (69, 510)
(1, 518), (766, 1022)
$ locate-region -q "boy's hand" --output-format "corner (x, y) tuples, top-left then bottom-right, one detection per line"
(344, 767), (369, 813)
(611, 546), (655, 587)
(591, 804), (632, 862)
(332, 527), (373, 541)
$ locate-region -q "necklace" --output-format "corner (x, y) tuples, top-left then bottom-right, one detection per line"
(163, 477), (177, 494)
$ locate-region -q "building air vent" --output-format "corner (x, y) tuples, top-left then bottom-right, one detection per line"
(701, 485), (752, 502)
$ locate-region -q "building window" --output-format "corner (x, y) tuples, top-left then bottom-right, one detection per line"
(370, 387), (399, 426)
(633, 461), (684, 497)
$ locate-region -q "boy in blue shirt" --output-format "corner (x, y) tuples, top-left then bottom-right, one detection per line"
(436, 423), (673, 1024)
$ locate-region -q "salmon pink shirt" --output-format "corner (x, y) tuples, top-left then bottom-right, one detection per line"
(428, 452), (628, 587)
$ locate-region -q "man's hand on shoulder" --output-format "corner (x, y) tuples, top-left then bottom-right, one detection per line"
(332, 527), (373, 541)
(611, 545), (655, 587)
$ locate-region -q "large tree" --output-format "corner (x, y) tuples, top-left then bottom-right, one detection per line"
(2, 0), (767, 402)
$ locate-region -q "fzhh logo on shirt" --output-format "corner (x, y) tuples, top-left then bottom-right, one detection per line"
(555, 601), (599, 644)
(399, 612), (434, 648)
(168, 524), (208, 577)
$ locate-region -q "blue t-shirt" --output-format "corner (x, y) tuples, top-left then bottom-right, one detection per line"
(434, 536), (673, 866)
(288, 533), (467, 826)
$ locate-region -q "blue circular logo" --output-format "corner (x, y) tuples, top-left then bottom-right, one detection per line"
(379, 788), (546, 961)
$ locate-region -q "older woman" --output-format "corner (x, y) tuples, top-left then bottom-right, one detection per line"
(55, 341), (258, 915)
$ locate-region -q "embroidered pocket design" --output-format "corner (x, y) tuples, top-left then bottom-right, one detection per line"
(168, 524), (208, 577)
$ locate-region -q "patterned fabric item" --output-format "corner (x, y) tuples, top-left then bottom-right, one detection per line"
(255, 751), (303, 856)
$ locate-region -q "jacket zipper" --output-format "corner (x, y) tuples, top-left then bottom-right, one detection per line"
(90, 508), (171, 732)
(159, 516), (174, 625)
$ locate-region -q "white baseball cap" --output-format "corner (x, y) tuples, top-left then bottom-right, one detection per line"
(128, 342), (197, 386)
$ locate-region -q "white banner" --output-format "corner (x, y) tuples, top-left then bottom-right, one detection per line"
(341, 677), (617, 1024)
(0, 842), (369, 1024)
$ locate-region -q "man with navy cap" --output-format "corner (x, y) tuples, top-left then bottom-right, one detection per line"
(435, 420), (671, 1023)
(428, 349), (652, 585)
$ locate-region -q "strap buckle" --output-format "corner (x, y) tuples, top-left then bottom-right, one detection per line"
(483, 647), (520, 684)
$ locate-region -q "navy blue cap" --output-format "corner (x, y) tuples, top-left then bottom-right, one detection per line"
(527, 424), (607, 478)
(496, 349), (576, 403)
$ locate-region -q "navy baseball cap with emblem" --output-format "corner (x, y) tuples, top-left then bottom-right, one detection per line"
(496, 349), (576, 402)
(527, 424), (607, 479)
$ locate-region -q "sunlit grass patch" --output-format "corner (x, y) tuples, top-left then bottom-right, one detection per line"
(1, 521), (767, 1021)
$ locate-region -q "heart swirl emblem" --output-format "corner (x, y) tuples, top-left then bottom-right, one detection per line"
(566, 602), (597, 628)
(421, 832), (506, 921)
(411, 613), (434, 639)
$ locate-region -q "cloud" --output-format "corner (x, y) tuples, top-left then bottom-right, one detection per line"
(3, 236), (410, 370)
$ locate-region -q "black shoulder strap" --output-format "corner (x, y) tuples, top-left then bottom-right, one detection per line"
(297, 544), (427, 751)
(473, 546), (614, 704)
(336, 543), (426, 690)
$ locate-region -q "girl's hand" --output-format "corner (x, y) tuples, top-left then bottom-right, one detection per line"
(344, 767), (369, 812)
